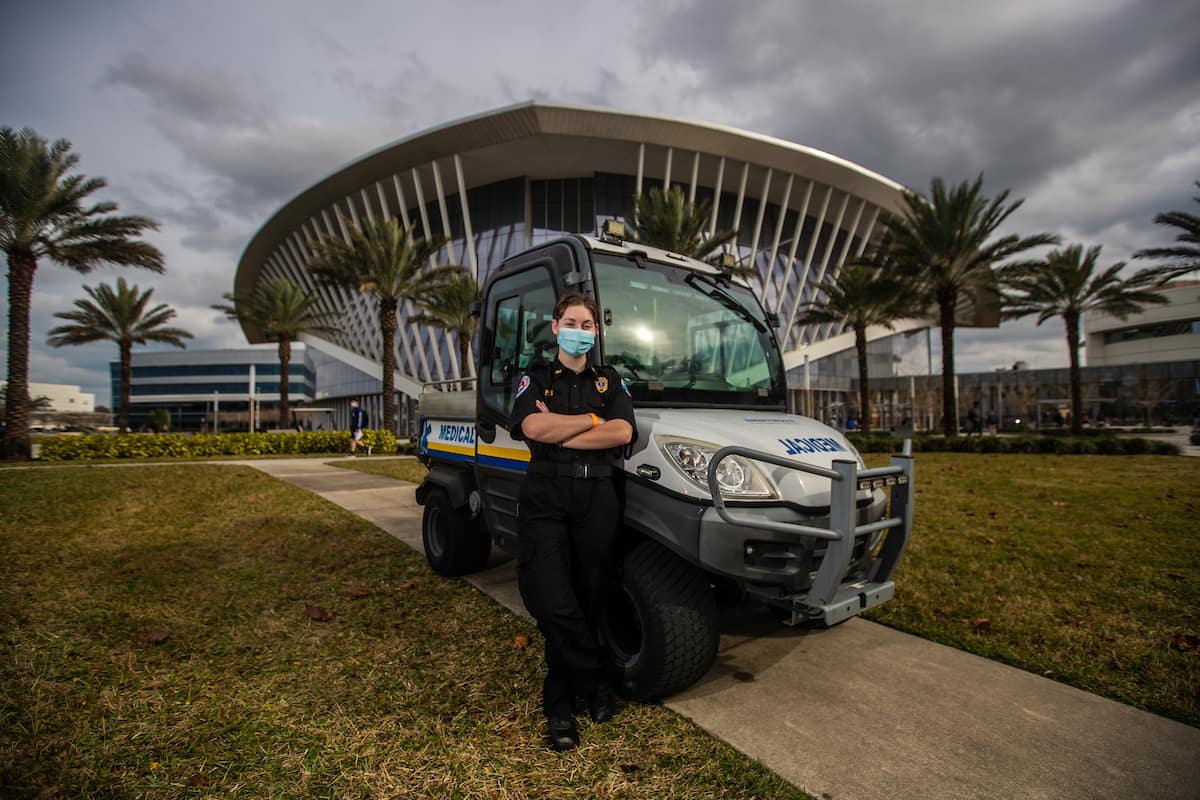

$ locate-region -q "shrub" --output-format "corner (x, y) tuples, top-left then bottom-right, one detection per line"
(38, 429), (398, 461)
(845, 432), (1179, 457)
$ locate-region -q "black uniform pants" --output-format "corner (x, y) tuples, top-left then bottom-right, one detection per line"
(516, 472), (619, 718)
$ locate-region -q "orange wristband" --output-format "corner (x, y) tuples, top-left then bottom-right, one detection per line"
(589, 413), (600, 428)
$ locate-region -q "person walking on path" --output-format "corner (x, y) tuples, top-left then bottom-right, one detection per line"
(510, 293), (637, 752)
(349, 399), (369, 455)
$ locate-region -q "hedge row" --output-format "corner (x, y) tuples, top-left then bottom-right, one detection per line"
(846, 432), (1180, 456)
(38, 429), (398, 461)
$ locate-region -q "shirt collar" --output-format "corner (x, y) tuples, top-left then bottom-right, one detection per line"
(552, 357), (595, 378)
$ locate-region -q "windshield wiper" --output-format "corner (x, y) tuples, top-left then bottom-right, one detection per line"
(684, 274), (767, 332)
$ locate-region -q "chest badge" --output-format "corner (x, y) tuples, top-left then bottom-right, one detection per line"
(595, 376), (609, 393)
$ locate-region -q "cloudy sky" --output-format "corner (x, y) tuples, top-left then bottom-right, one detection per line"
(3, 0), (1198, 405)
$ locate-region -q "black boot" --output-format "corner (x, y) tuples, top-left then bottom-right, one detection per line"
(546, 715), (579, 751)
(588, 684), (617, 723)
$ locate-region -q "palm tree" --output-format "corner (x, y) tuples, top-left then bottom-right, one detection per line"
(409, 271), (479, 390)
(1000, 244), (1167, 436)
(627, 186), (741, 269)
(213, 278), (341, 429)
(878, 175), (1059, 435)
(47, 278), (192, 433)
(798, 256), (916, 433)
(1132, 180), (1200, 283)
(1, 126), (164, 459)
(306, 216), (460, 432)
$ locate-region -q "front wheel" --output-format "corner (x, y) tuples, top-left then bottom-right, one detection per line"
(602, 541), (719, 701)
(422, 487), (491, 577)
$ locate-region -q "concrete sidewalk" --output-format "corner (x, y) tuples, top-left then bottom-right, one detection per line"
(244, 457), (1200, 800)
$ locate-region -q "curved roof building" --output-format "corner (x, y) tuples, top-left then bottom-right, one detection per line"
(235, 101), (925, 401)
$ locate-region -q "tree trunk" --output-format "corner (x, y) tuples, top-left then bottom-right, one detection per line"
(278, 338), (291, 429)
(855, 324), (871, 435)
(3, 254), (36, 460)
(380, 299), (398, 433)
(1065, 311), (1083, 436)
(119, 342), (132, 433)
(458, 330), (471, 392)
(939, 297), (958, 436)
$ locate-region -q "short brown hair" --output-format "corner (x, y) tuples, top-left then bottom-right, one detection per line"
(552, 293), (600, 325)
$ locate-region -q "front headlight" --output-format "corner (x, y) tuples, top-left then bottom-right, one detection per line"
(659, 437), (778, 499)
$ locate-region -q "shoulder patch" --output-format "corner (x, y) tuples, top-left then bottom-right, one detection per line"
(515, 374), (531, 399)
(596, 376), (609, 393)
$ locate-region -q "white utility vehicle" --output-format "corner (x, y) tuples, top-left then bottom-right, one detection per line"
(416, 226), (914, 700)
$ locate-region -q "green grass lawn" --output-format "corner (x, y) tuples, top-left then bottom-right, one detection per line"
(0, 466), (805, 799)
(3, 454), (1197, 797)
(329, 455), (429, 484)
(862, 452), (1200, 727)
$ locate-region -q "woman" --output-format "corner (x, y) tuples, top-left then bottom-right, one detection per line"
(510, 292), (637, 751)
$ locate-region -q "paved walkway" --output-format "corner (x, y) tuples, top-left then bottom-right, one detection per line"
(224, 458), (1200, 798)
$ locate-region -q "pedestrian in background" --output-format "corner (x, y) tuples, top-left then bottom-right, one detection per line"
(349, 399), (368, 455)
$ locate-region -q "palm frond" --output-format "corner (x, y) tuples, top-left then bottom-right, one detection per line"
(1132, 180), (1200, 282)
(627, 186), (740, 263)
(46, 277), (192, 349)
(1, 127), (164, 274)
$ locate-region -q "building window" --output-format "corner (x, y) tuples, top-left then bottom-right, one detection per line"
(1103, 318), (1199, 345)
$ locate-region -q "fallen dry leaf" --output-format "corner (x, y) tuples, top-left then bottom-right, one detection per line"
(305, 604), (333, 622)
(619, 764), (642, 774)
(512, 634), (531, 649)
(143, 628), (170, 645)
(347, 588), (370, 599)
(189, 773), (211, 787)
(399, 580), (418, 590)
(971, 618), (991, 633)
(1051, 501), (1068, 507)
(1168, 633), (1199, 653)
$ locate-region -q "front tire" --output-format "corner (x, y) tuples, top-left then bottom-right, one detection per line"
(603, 541), (719, 701)
(422, 487), (491, 577)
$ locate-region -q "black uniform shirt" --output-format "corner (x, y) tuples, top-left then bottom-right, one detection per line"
(510, 358), (638, 465)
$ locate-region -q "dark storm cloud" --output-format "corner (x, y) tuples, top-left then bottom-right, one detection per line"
(635, 0), (1200, 240)
(101, 52), (266, 127)
(102, 50), (375, 221)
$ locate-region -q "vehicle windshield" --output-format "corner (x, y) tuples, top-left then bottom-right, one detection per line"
(593, 253), (787, 407)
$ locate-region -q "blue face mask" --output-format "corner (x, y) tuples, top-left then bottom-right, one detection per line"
(557, 327), (595, 357)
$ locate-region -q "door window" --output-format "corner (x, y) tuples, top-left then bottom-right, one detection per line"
(482, 267), (558, 417)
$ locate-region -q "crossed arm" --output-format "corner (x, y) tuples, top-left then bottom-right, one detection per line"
(520, 400), (634, 450)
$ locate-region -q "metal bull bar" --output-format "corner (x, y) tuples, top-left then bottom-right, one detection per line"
(706, 441), (915, 626)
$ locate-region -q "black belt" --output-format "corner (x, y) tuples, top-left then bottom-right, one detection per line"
(527, 462), (614, 479)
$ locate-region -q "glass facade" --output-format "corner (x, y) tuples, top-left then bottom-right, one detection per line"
(111, 350), (314, 432)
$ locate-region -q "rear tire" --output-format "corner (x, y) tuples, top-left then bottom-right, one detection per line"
(422, 487), (491, 576)
(602, 541), (719, 701)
